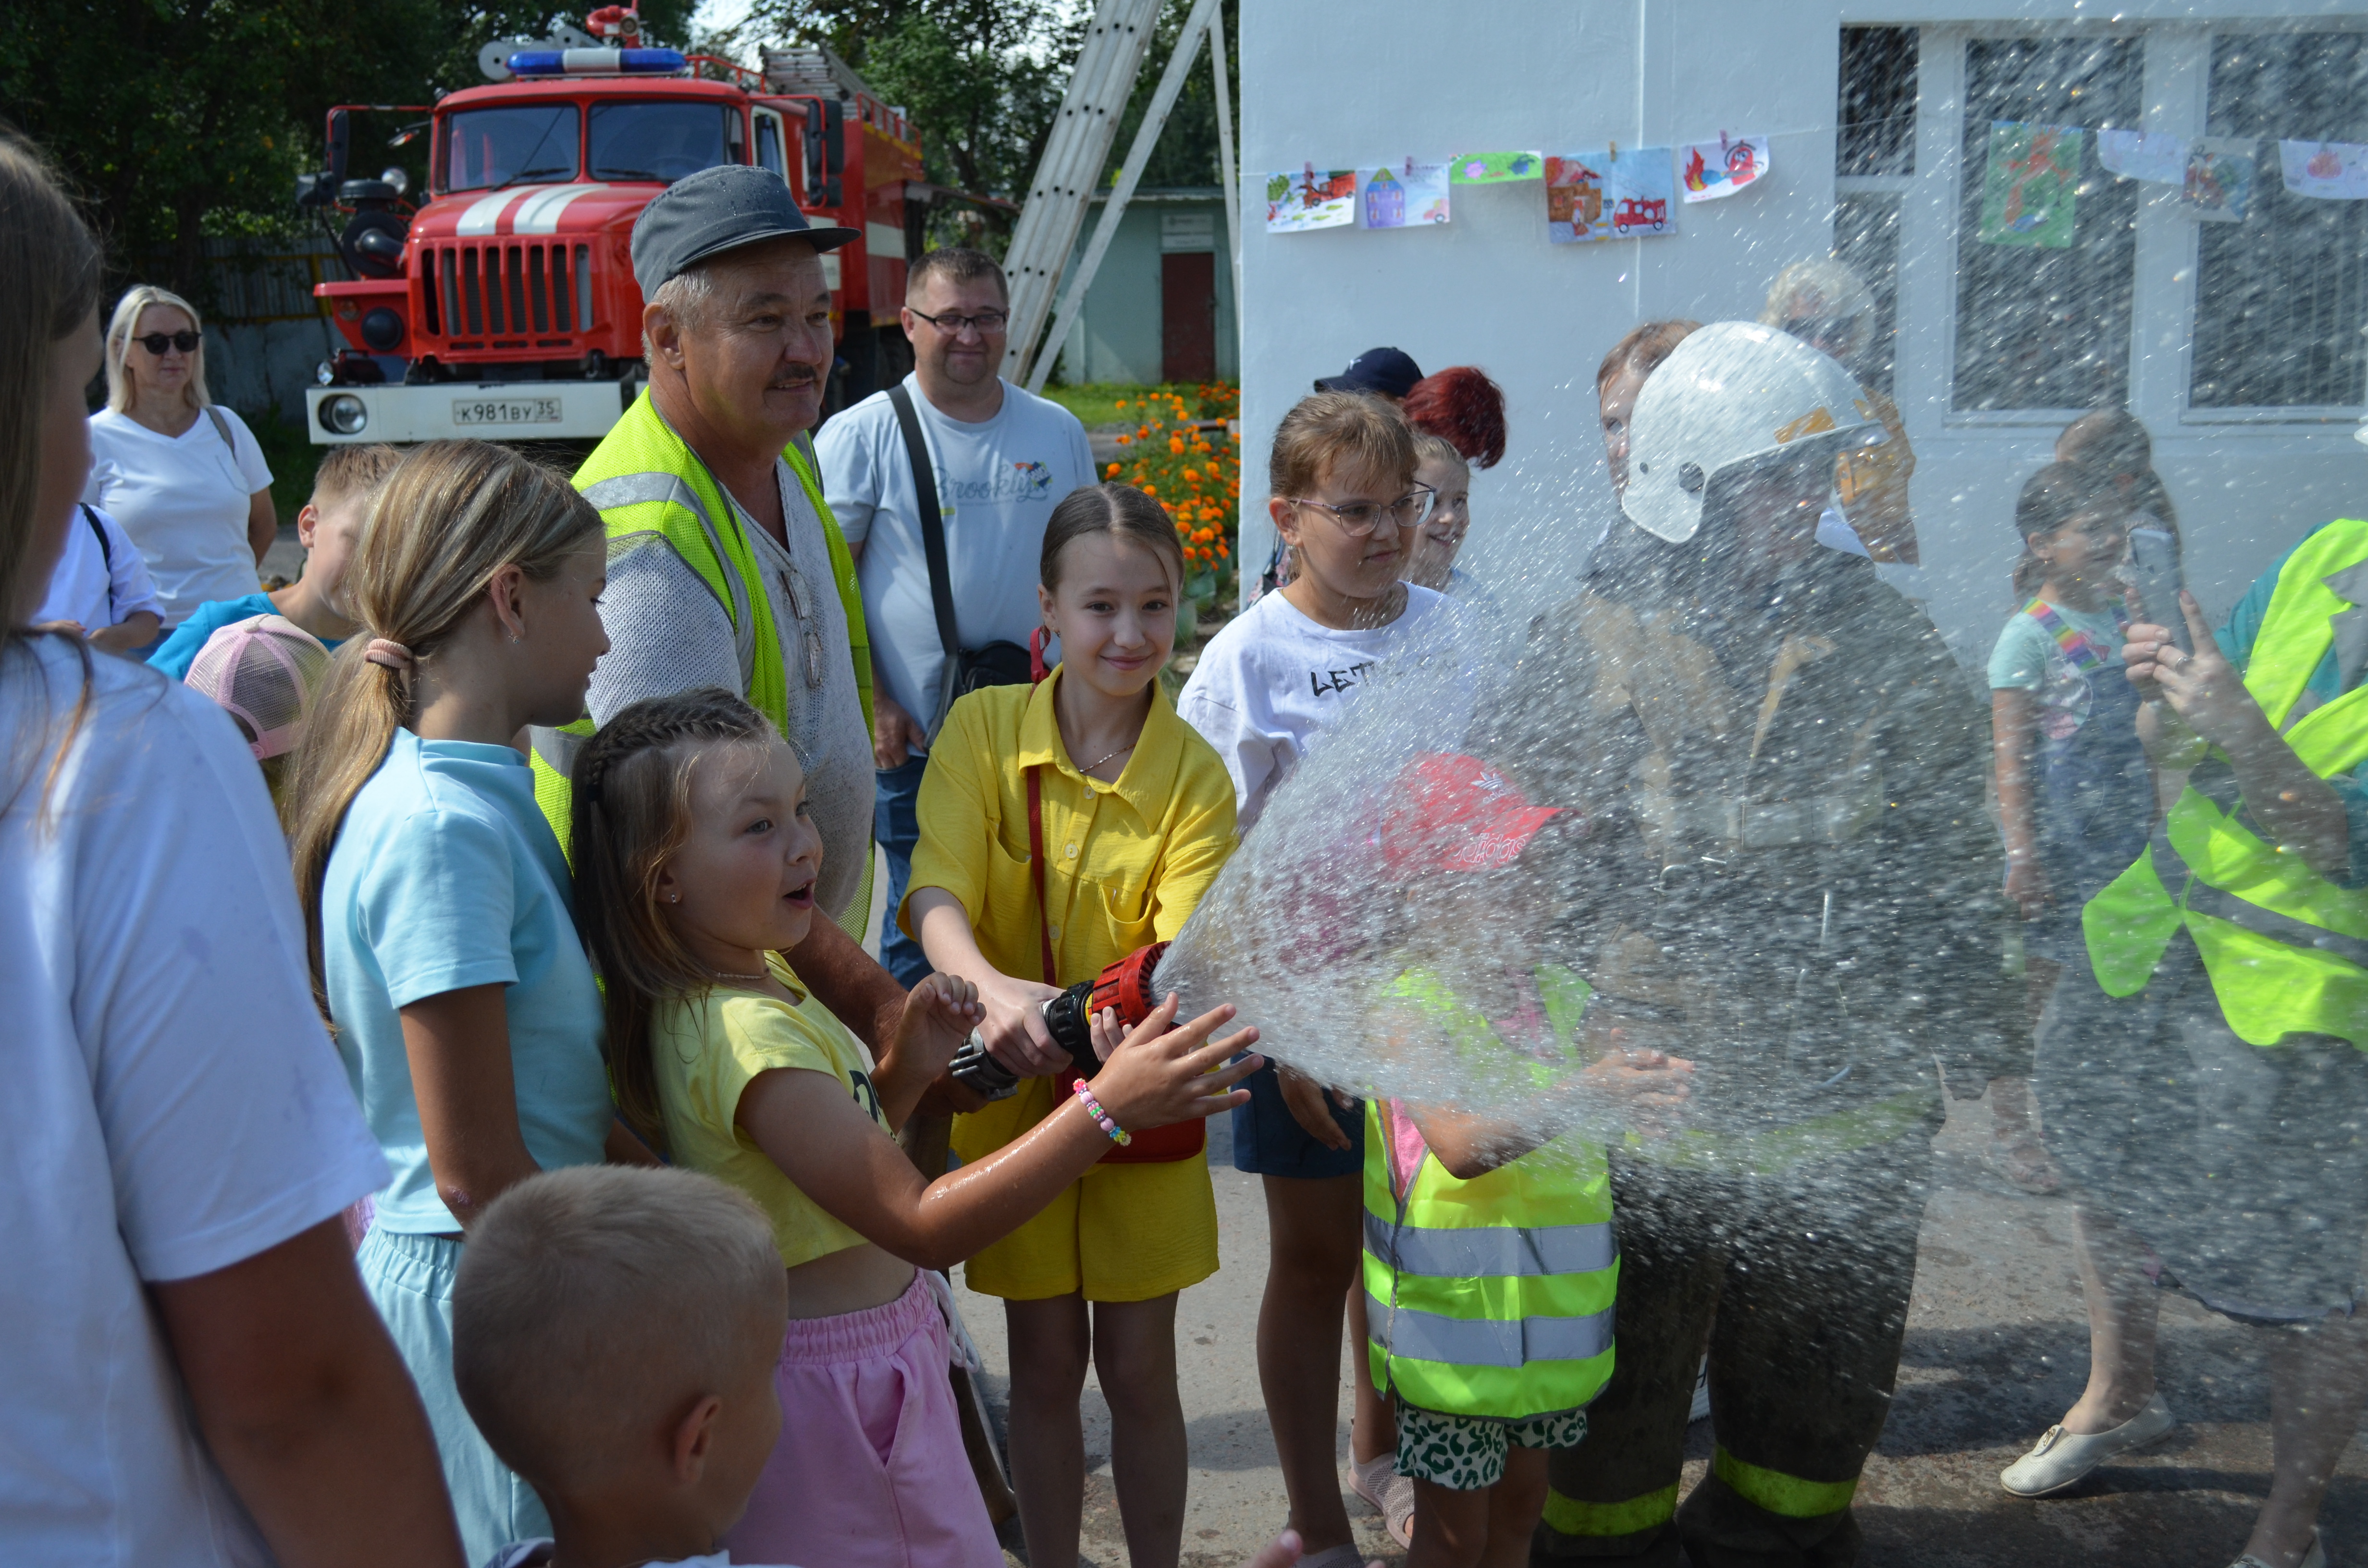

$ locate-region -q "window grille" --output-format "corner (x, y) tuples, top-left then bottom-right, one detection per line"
(1952, 36), (2143, 412)
(2191, 32), (2368, 411)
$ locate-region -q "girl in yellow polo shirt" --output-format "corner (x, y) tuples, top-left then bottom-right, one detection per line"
(904, 482), (1238, 1568)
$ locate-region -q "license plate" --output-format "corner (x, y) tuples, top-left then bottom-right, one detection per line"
(451, 396), (562, 427)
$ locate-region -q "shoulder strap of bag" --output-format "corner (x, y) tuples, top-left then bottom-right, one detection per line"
(202, 405), (234, 450)
(80, 503), (118, 621)
(1024, 646), (1059, 987)
(887, 382), (960, 688)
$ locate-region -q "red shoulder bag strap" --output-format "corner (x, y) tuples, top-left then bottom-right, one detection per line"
(1025, 631), (1058, 987)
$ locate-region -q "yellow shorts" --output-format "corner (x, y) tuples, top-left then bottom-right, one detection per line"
(952, 1078), (1219, 1303)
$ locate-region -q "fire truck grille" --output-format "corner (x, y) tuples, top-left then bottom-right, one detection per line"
(421, 242), (594, 345)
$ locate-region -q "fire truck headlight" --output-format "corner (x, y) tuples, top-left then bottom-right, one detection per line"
(320, 394), (369, 437)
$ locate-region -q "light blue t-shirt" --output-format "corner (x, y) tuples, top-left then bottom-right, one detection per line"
(148, 592), (350, 679)
(322, 728), (612, 1231)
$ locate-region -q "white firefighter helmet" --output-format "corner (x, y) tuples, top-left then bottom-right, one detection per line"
(1621, 320), (1883, 545)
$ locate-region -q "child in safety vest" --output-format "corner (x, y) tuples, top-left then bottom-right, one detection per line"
(1363, 753), (1690, 1568)
(1986, 461), (2152, 1191)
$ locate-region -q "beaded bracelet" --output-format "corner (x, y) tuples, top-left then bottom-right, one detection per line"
(1072, 1078), (1132, 1146)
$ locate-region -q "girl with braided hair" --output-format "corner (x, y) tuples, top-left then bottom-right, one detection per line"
(280, 438), (652, 1563)
(567, 685), (1264, 1568)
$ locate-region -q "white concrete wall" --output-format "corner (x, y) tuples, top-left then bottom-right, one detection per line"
(1237, 0), (2368, 664)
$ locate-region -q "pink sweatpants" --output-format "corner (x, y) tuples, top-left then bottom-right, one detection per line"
(726, 1271), (1002, 1568)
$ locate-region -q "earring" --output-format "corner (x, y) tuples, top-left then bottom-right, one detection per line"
(507, 630), (522, 645)
(669, 892), (679, 903)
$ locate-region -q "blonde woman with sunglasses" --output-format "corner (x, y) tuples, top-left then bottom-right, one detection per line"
(83, 285), (276, 635)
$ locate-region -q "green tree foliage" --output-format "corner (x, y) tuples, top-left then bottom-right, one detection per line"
(3, 0), (691, 301)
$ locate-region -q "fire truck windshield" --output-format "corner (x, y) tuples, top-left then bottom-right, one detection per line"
(587, 101), (732, 183)
(442, 104), (580, 192)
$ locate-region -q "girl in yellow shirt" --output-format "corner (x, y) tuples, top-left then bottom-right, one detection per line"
(567, 682), (1259, 1568)
(904, 483), (1241, 1568)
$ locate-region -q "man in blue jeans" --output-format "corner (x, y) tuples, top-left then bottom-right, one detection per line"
(817, 247), (1095, 982)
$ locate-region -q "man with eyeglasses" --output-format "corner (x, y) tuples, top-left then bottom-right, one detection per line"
(815, 246), (1096, 986)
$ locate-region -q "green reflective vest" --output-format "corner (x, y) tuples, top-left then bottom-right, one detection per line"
(1361, 965), (1618, 1422)
(529, 390), (873, 858)
(2082, 517), (2368, 1048)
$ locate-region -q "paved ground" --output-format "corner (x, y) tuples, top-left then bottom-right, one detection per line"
(863, 870), (2368, 1568)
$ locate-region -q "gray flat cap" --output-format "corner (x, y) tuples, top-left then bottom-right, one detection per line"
(631, 164), (860, 297)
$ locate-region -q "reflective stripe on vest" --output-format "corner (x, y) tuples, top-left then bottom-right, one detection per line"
(1541, 1484), (1680, 1541)
(1361, 1206), (1616, 1278)
(1362, 964), (1616, 1422)
(580, 468), (758, 686)
(1363, 1291), (1613, 1368)
(1712, 1446), (1860, 1519)
(2082, 518), (2368, 1047)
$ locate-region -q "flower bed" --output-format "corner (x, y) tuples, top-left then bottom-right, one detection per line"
(1104, 381), (1242, 621)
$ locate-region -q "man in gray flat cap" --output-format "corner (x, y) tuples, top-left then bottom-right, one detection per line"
(530, 163), (907, 1046)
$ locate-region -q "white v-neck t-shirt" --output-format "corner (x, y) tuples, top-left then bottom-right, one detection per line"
(81, 405), (273, 628)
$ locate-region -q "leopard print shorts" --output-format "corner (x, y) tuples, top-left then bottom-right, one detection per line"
(1393, 1396), (1589, 1490)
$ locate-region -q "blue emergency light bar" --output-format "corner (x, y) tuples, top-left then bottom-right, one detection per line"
(506, 47), (686, 75)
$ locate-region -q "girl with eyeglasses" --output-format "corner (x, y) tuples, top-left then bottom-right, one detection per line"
(82, 286), (279, 643)
(1175, 391), (1457, 1561)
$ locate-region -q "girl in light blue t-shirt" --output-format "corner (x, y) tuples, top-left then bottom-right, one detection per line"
(284, 441), (647, 1564)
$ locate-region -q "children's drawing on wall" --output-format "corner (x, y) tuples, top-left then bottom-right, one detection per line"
(1605, 147), (1676, 237)
(2097, 127), (2187, 185)
(1265, 165), (1358, 233)
(2280, 139), (2368, 200)
(1362, 160), (1451, 228)
(1451, 151), (1544, 184)
(1545, 152), (1610, 244)
(2183, 138), (2257, 223)
(1980, 121), (2083, 248)
(1679, 133), (1772, 202)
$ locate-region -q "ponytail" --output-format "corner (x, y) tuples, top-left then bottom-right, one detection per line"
(282, 441), (603, 1010)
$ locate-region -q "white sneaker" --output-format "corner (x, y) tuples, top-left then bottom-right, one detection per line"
(2230, 1526), (2326, 1568)
(1689, 1357), (1711, 1424)
(1999, 1392), (2176, 1497)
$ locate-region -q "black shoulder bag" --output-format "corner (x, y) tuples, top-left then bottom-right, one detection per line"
(887, 382), (1035, 730)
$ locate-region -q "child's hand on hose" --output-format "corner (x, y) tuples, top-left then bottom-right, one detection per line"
(892, 972), (985, 1081)
(1276, 1065), (1358, 1152)
(1087, 992), (1263, 1132)
(1575, 1020), (1694, 1140)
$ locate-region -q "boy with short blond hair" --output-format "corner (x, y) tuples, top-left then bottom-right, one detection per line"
(148, 441), (400, 678)
(454, 1165), (792, 1568)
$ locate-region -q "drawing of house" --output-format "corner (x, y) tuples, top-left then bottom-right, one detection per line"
(1365, 166), (1405, 227)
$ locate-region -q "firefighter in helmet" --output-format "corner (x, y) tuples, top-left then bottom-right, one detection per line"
(1483, 322), (2014, 1568)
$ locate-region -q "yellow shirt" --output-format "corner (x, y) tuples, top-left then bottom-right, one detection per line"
(901, 668), (1237, 1161)
(651, 952), (890, 1269)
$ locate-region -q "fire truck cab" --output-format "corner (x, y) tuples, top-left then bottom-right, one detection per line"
(305, 28), (924, 444)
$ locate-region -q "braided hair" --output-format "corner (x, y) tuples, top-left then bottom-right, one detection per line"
(570, 687), (778, 1148)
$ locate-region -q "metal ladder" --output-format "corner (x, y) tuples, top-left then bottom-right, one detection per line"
(998, 0), (1166, 384)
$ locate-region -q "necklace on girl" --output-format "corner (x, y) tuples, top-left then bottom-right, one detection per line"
(713, 968), (769, 983)
(1079, 742), (1136, 774)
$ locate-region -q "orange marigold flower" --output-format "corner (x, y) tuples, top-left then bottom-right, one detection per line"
(1143, 486), (1158, 497)
(1182, 468), (1198, 482)
(1105, 462), (1120, 478)
(1168, 438), (1185, 455)
(1217, 542), (1230, 558)
(1116, 436), (1130, 446)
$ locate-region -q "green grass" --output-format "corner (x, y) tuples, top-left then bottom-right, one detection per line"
(1040, 381), (1215, 430)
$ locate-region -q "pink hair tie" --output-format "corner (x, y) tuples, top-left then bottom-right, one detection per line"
(363, 638), (414, 673)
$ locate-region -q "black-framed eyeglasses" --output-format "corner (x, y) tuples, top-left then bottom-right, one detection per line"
(1285, 487), (1435, 538)
(134, 330), (202, 355)
(908, 306), (1008, 338)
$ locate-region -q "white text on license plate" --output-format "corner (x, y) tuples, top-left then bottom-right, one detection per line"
(452, 397), (562, 427)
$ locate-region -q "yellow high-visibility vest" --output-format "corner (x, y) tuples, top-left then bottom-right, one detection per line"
(2083, 517), (2368, 1047)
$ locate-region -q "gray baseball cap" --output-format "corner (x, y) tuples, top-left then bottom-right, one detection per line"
(630, 164), (860, 297)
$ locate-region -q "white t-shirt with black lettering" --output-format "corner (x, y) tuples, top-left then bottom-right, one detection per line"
(1177, 584), (1449, 828)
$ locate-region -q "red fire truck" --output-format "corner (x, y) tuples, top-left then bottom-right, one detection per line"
(301, 12), (941, 444)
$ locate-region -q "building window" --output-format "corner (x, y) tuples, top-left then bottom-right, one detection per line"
(2190, 32), (2368, 411)
(1952, 36), (2143, 413)
(1839, 27), (1917, 177)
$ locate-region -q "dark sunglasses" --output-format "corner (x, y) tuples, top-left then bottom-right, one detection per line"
(134, 330), (201, 355)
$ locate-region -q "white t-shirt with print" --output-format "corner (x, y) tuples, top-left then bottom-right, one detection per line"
(1177, 583), (1451, 827)
(0, 635), (389, 1565)
(82, 405), (273, 628)
(816, 375), (1095, 738)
